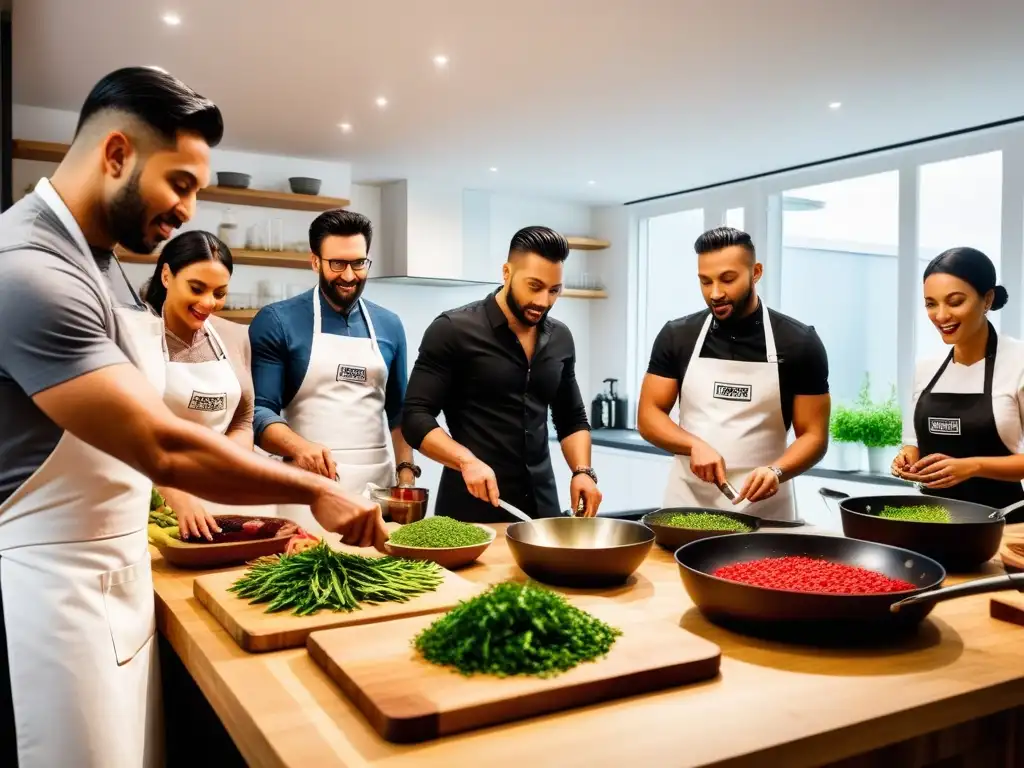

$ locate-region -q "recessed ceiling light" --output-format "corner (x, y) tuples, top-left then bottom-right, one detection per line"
(587, 180), (596, 186)
(829, 101), (842, 110)
(375, 96), (388, 108)
(338, 122), (353, 133)
(161, 12), (181, 26)
(489, 167), (498, 173)
(433, 55), (449, 67)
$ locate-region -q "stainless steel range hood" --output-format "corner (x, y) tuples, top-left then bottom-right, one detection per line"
(367, 181), (501, 288)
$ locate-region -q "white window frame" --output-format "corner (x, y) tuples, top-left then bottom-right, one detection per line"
(629, 122), (1024, 414)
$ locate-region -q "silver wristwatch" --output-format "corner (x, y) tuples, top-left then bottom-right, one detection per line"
(768, 465), (784, 480)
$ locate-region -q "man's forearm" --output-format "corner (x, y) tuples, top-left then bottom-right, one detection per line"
(559, 429), (592, 469)
(156, 419), (331, 506)
(391, 426), (414, 466)
(637, 405), (702, 456)
(417, 427), (476, 472)
(259, 421), (310, 458)
(771, 432), (827, 482)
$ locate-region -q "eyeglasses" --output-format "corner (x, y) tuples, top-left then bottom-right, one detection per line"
(321, 257), (372, 274)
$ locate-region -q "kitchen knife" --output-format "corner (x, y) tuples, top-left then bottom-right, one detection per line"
(718, 480), (740, 502)
(497, 499), (534, 524)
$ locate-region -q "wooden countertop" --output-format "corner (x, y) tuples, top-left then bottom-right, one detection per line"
(152, 523), (1024, 768)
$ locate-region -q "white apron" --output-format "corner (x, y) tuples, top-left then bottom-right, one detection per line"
(662, 310), (796, 521)
(0, 179), (166, 767)
(162, 320), (274, 518)
(278, 293), (393, 537)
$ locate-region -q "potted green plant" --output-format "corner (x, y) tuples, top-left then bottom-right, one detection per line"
(857, 384), (903, 474)
(828, 403), (863, 470)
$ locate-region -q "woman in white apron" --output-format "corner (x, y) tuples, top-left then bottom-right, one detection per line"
(661, 310), (796, 521)
(276, 289), (395, 538)
(141, 231), (260, 540)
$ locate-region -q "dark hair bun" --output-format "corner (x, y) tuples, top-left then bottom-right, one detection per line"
(992, 285), (1009, 311)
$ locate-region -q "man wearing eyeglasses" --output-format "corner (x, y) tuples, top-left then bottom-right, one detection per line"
(249, 209), (416, 535)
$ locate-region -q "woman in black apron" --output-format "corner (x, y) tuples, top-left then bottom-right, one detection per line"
(891, 247), (1024, 522)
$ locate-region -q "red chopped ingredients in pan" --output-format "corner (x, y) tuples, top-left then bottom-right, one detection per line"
(712, 556), (916, 594)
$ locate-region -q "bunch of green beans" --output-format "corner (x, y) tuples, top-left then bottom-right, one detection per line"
(413, 581), (622, 678)
(229, 542), (444, 616)
(388, 516), (491, 548)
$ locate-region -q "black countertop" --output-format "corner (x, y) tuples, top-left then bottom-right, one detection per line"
(587, 428), (907, 488)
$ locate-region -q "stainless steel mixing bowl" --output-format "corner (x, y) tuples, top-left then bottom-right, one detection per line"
(369, 486), (429, 524)
(504, 517), (655, 587)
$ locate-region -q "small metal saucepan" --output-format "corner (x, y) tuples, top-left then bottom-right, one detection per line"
(819, 487), (1024, 571)
(369, 486), (429, 524)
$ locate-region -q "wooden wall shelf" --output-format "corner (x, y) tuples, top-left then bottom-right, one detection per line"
(217, 309), (258, 324)
(116, 246), (312, 271)
(566, 236), (611, 251)
(562, 288), (607, 299)
(13, 138), (349, 211)
(12, 139), (67, 163)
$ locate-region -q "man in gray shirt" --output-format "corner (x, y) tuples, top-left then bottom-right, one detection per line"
(0, 67), (385, 768)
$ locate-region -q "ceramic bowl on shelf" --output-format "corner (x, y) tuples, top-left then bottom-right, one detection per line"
(288, 176), (322, 195)
(217, 172), (251, 189)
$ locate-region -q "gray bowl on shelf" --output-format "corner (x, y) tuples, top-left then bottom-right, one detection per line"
(217, 172), (251, 189)
(288, 176), (322, 195)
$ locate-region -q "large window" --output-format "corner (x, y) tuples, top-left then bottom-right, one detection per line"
(639, 208), (706, 370)
(780, 171), (900, 405)
(633, 127), (1023, 448)
(916, 151), (1003, 362)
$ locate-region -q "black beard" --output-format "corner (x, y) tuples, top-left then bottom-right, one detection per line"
(711, 284), (756, 325)
(107, 170), (180, 254)
(319, 270), (365, 312)
(507, 286), (549, 327)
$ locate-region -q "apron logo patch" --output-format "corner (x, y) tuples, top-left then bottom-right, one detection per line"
(928, 417), (961, 436)
(188, 391), (227, 412)
(337, 365), (368, 384)
(713, 382), (752, 402)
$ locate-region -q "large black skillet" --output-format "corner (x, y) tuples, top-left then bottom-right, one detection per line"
(675, 532), (1024, 644)
(819, 488), (1024, 571)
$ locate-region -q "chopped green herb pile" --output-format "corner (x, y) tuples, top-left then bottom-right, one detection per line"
(648, 511), (752, 532)
(878, 505), (951, 523)
(413, 581), (622, 678)
(229, 541), (444, 616)
(388, 516), (491, 548)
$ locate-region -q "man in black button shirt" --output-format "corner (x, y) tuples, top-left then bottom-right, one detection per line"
(637, 227), (830, 520)
(402, 226), (602, 522)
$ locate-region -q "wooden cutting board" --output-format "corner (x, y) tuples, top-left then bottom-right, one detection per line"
(991, 592), (1024, 626)
(193, 566), (482, 652)
(306, 603), (722, 743)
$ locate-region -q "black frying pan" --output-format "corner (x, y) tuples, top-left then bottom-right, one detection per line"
(674, 532), (1024, 644)
(819, 488), (1024, 572)
(642, 507), (804, 550)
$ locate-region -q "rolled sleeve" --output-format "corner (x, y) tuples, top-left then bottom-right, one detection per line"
(402, 314), (455, 449)
(552, 346), (590, 442)
(248, 305), (290, 440)
(0, 251), (127, 395)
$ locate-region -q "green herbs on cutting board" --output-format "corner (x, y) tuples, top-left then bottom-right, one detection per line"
(413, 581), (622, 678)
(878, 504), (952, 523)
(229, 541), (444, 616)
(388, 516), (491, 548)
